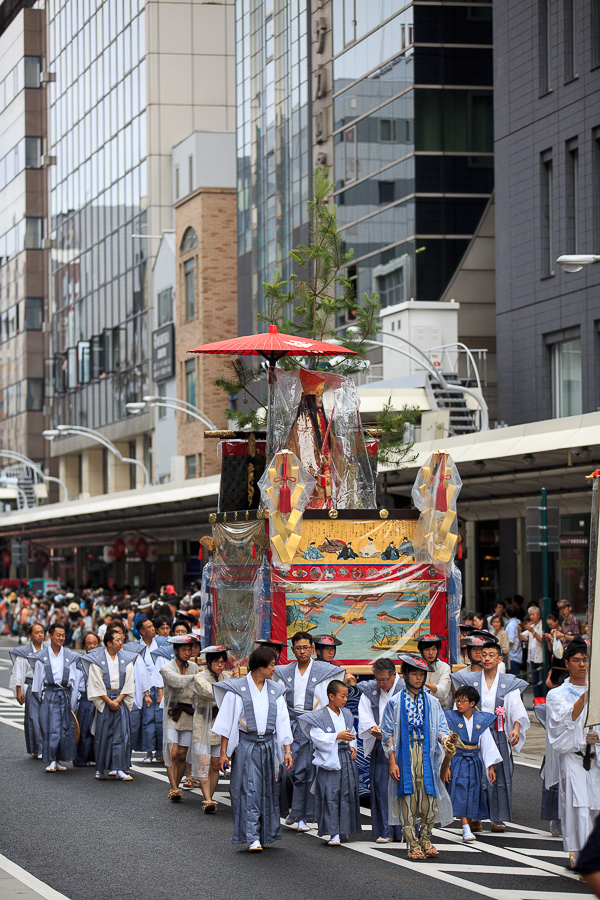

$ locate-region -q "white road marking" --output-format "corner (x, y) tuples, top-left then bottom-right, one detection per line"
(0, 717), (582, 899)
(0, 852), (71, 900)
(0, 717), (25, 730)
(514, 758), (543, 769)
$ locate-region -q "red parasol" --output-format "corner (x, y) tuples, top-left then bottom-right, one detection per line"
(188, 324), (357, 368)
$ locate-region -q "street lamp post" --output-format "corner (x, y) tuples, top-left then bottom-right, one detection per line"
(556, 254), (600, 273)
(0, 450), (69, 503)
(42, 425), (151, 487)
(126, 396), (218, 430)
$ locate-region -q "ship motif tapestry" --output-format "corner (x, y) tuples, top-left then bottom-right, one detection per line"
(273, 518), (446, 663)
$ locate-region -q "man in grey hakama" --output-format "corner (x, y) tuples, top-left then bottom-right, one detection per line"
(127, 617), (164, 762)
(84, 629), (136, 781)
(30, 623), (80, 772)
(213, 647), (293, 852)
(274, 631), (345, 830)
(357, 659), (404, 842)
(9, 623), (45, 758)
(299, 680), (362, 845)
(74, 633), (100, 767)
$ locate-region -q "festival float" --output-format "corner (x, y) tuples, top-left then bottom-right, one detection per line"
(188, 326), (463, 675)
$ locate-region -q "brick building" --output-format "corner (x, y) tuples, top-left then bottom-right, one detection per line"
(173, 131), (238, 478)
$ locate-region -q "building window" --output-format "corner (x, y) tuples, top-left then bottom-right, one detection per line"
(158, 287), (172, 325)
(24, 218), (42, 249)
(25, 137), (41, 168)
(376, 267), (405, 308)
(539, 0), (552, 93)
(181, 227), (198, 252)
(344, 127), (357, 183)
(184, 258), (195, 320)
(188, 155), (193, 194)
(551, 338), (582, 417)
(158, 381), (167, 419)
(566, 141), (579, 252)
(24, 298), (43, 330)
(23, 57), (41, 88)
(379, 119), (399, 143)
(564, 0), (578, 80)
(378, 181), (395, 205)
(26, 379), (43, 411)
(78, 341), (91, 384)
(175, 166), (180, 199)
(185, 358), (196, 409)
(186, 454), (197, 478)
(540, 152), (554, 276)
(91, 335), (104, 379)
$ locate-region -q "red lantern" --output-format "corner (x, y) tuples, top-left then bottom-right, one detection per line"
(38, 551), (49, 568)
(136, 538), (148, 558)
(114, 538), (126, 559)
(2, 551), (11, 568)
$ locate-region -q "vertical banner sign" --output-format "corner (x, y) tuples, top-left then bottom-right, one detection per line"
(586, 473), (600, 728)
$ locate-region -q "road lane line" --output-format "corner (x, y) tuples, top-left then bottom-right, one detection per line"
(0, 853), (71, 900)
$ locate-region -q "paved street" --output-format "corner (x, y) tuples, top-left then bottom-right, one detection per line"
(0, 645), (589, 900)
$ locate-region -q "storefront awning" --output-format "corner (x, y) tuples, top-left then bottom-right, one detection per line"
(382, 411), (600, 519)
(0, 476), (220, 546)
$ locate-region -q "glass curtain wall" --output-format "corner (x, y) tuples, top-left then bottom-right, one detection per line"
(46, 0), (149, 429)
(332, 1), (493, 305)
(236, 0), (310, 324)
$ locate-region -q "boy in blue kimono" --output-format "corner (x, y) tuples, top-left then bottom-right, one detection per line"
(444, 685), (502, 842)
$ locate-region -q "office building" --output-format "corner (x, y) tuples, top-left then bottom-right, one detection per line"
(236, 0), (495, 397)
(0, 5), (49, 475)
(494, 0), (600, 426)
(45, 0), (236, 491)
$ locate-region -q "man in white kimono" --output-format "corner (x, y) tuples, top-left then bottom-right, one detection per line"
(86, 627), (136, 781)
(30, 622), (81, 772)
(274, 631), (345, 832)
(214, 645), (293, 852)
(546, 636), (600, 867)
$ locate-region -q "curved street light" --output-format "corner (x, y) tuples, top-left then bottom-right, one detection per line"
(556, 254), (600, 273)
(351, 330), (489, 432)
(42, 425), (151, 487)
(126, 396), (218, 430)
(0, 450), (69, 504)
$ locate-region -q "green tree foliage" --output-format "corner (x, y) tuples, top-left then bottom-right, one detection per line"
(218, 167), (417, 466)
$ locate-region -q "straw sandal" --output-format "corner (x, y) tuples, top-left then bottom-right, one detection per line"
(168, 789), (183, 802)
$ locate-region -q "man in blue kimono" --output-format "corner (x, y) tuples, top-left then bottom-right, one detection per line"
(274, 631), (345, 832)
(381, 653), (453, 860)
(30, 622), (81, 772)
